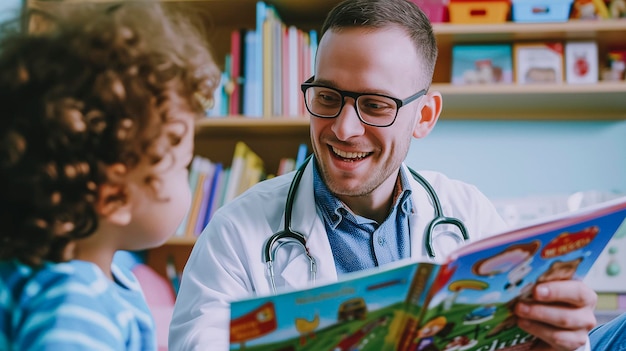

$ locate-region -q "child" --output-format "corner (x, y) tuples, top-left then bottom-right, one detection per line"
(0, 2), (218, 350)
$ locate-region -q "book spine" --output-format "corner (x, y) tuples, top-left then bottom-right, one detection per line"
(193, 160), (215, 235)
(287, 26), (299, 117)
(229, 30), (241, 115)
(397, 263), (439, 351)
(222, 141), (247, 204)
(202, 162), (223, 228)
(243, 30), (257, 117)
(174, 156), (202, 236)
(254, 1), (266, 117)
(295, 143), (308, 169)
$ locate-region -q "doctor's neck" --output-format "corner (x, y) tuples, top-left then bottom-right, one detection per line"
(335, 172), (401, 224)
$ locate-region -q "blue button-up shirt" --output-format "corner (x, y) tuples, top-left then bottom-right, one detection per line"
(313, 162), (413, 274)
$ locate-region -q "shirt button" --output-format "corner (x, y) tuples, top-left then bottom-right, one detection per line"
(378, 237), (385, 246)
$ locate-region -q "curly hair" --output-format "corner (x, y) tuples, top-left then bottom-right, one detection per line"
(0, 2), (219, 266)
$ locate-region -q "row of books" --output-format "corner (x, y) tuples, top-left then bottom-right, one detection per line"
(208, 1), (318, 119)
(175, 141), (310, 237)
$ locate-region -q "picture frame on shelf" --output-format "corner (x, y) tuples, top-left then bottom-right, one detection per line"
(514, 42), (565, 84)
(452, 44), (513, 85)
(565, 41), (599, 84)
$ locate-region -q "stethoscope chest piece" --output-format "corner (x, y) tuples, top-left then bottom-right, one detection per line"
(264, 156), (317, 294)
(264, 229), (317, 294)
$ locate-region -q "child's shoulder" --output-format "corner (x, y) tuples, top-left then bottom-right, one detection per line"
(0, 259), (112, 307)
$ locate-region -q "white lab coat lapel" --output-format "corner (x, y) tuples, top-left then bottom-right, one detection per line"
(406, 164), (438, 262)
(277, 160), (338, 288)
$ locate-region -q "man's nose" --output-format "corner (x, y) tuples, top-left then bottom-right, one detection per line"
(331, 98), (366, 140)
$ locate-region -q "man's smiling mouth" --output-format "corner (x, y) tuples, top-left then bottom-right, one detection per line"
(331, 146), (371, 160)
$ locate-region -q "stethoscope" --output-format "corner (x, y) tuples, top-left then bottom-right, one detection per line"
(263, 156), (469, 293)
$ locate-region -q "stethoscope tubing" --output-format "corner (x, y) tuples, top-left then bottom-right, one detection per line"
(263, 156), (468, 293)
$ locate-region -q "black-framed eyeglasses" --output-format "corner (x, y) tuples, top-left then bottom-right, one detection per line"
(300, 76), (427, 127)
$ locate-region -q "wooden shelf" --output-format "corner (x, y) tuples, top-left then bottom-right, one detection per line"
(436, 81), (626, 120)
(195, 116), (309, 135)
(433, 20), (626, 44)
(193, 117), (311, 175)
(164, 236), (198, 245)
(191, 80), (626, 122)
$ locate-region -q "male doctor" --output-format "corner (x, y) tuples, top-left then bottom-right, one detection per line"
(169, 0), (597, 350)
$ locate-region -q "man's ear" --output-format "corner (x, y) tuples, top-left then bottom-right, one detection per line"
(413, 91), (442, 139)
(95, 164), (132, 226)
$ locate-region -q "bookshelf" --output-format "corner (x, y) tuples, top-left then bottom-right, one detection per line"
(432, 20), (626, 120)
(101, 0), (623, 280)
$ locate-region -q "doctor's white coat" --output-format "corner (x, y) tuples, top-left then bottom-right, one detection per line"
(169, 161), (508, 350)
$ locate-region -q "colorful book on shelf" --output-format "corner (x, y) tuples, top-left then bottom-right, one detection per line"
(205, 69), (229, 118)
(202, 162), (224, 229)
(254, 1), (267, 117)
(272, 12), (284, 117)
(185, 157), (213, 237)
(223, 141), (264, 204)
(287, 25), (299, 117)
(239, 146), (265, 196)
(217, 168), (231, 211)
(222, 54), (232, 117)
(174, 156), (204, 236)
(261, 3), (272, 117)
(229, 29), (242, 116)
(297, 30), (306, 116)
(230, 196), (626, 351)
(294, 143), (309, 169)
(243, 29), (258, 117)
(193, 159), (218, 235)
(276, 157), (296, 176)
(281, 25), (290, 118)
(299, 31), (311, 116)
(309, 29), (318, 77)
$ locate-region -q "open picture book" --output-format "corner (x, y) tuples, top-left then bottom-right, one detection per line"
(229, 196), (626, 351)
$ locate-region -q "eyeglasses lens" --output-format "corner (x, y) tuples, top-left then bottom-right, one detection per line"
(304, 86), (397, 127)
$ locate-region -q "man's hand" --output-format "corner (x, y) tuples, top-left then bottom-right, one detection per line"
(515, 280), (597, 351)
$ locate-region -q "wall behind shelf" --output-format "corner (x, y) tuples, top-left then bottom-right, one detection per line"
(406, 119), (626, 199)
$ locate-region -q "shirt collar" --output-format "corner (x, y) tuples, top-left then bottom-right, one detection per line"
(312, 162), (413, 228)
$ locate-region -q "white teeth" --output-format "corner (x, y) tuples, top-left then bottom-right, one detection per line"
(332, 146), (369, 159)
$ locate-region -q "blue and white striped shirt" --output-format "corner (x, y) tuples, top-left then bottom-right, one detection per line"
(0, 259), (156, 351)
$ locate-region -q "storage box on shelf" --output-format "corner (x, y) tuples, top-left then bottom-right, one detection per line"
(511, 0), (574, 23)
(409, 0), (449, 23)
(449, 0), (511, 24)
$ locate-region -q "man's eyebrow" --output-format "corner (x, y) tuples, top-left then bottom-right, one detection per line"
(312, 78), (335, 86)
(312, 79), (394, 96)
